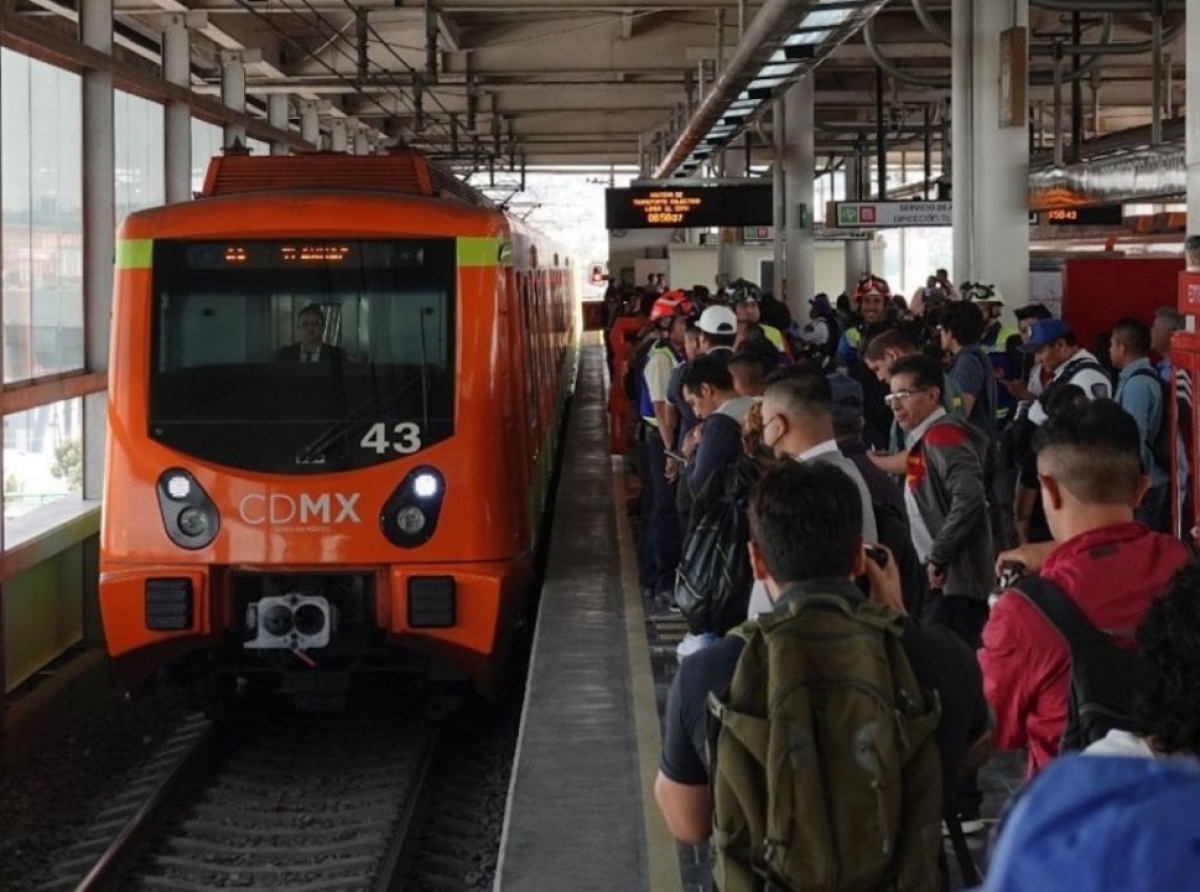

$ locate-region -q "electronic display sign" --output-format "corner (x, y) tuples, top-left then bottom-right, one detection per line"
(1045, 205), (1124, 226)
(605, 184), (773, 230)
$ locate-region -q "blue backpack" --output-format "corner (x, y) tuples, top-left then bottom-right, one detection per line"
(977, 755), (1200, 892)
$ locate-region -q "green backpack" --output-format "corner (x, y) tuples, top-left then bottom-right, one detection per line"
(707, 591), (943, 892)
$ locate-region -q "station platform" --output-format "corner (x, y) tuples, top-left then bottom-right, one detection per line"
(495, 344), (1025, 892)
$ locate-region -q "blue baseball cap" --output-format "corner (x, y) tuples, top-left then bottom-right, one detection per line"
(973, 755), (1200, 892)
(1023, 318), (1073, 352)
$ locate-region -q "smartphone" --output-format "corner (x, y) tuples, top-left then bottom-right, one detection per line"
(864, 544), (889, 570)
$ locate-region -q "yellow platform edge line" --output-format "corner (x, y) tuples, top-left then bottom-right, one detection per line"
(612, 457), (684, 892)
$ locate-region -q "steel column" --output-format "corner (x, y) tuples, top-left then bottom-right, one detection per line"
(784, 77), (815, 321)
(268, 95), (289, 155)
(82, 0), (114, 503)
(772, 98), (785, 301)
(162, 13), (197, 204)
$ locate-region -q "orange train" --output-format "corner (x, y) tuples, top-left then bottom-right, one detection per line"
(99, 152), (578, 702)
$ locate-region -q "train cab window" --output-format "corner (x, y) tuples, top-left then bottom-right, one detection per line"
(148, 238), (456, 474)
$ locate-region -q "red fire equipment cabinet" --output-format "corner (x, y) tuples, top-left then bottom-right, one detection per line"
(1168, 269), (1200, 540)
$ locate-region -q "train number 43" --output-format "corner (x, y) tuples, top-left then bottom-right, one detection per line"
(360, 422), (423, 455)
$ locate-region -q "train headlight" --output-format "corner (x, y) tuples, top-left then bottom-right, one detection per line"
(395, 505), (427, 535)
(165, 474), (192, 500)
(381, 466), (445, 548)
(156, 468), (220, 550)
(413, 473), (439, 499)
(177, 506), (211, 538)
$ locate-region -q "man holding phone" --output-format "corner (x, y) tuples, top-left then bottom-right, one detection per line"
(680, 355), (754, 502)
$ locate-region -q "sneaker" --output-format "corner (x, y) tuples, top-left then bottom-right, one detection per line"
(942, 813), (986, 836)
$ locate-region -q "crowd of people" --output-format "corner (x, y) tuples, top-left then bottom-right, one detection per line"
(602, 270), (1200, 890)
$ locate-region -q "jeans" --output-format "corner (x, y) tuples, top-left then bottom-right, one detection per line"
(1136, 481), (1171, 533)
(930, 593), (989, 818)
(639, 434), (682, 592)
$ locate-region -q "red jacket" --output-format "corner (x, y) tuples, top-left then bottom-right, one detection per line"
(978, 522), (1188, 777)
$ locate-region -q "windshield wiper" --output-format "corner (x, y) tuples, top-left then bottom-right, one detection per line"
(296, 370), (425, 465)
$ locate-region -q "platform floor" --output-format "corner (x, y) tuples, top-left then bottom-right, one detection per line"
(495, 344), (1025, 892)
(494, 345), (678, 892)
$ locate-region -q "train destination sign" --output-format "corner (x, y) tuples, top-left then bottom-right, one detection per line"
(606, 184), (773, 229)
(832, 201), (953, 229)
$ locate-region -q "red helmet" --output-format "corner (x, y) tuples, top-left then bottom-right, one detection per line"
(854, 274), (891, 301)
(650, 292), (693, 322)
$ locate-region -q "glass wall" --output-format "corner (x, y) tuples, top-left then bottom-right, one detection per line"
(0, 49), (85, 385)
(114, 90), (165, 223)
(191, 118), (224, 195)
(4, 398), (83, 538)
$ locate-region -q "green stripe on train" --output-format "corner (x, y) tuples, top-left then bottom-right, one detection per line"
(457, 237), (513, 268)
(116, 239), (153, 270)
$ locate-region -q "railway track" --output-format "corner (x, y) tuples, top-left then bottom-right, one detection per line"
(35, 700), (439, 892)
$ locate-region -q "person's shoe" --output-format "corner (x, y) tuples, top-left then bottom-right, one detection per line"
(943, 811), (986, 836)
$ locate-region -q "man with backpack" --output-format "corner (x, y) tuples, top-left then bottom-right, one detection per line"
(1007, 318), (1111, 425)
(655, 462), (987, 890)
(981, 399), (1189, 778)
(1109, 317), (1170, 532)
(635, 293), (691, 603)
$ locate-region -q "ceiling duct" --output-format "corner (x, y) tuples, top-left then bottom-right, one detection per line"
(651, 0), (890, 179)
(1029, 145), (1185, 209)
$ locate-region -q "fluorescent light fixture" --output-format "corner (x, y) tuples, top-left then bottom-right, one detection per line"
(801, 7), (856, 29)
(786, 29), (833, 45)
(748, 77), (786, 90)
(757, 63), (798, 79)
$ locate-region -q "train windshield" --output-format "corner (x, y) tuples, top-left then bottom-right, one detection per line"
(148, 238), (455, 474)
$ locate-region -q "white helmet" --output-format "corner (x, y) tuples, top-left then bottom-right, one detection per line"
(697, 305), (737, 336)
(964, 282), (1005, 305)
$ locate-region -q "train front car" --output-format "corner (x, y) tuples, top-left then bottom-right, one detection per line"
(99, 154), (575, 705)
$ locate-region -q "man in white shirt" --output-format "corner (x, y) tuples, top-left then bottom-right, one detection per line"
(747, 368), (881, 619)
(759, 368), (878, 543)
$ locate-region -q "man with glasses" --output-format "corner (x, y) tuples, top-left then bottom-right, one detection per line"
(889, 352), (993, 833)
(888, 354), (993, 639)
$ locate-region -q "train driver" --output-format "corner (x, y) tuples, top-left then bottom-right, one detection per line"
(276, 304), (347, 365)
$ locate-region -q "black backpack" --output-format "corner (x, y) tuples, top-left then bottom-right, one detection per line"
(621, 335), (656, 401)
(674, 458), (761, 636)
(1011, 576), (1141, 751)
(1039, 355), (1113, 410)
(1129, 367), (1176, 473)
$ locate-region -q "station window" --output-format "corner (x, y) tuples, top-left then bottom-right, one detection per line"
(191, 119), (224, 196)
(115, 90), (165, 223)
(2, 397), (83, 541)
(0, 49), (85, 386)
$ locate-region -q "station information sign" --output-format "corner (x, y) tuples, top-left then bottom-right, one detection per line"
(1044, 205), (1124, 226)
(606, 184), (772, 229)
(832, 201), (953, 229)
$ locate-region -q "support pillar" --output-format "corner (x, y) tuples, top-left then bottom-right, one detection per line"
(951, 0), (1029, 307)
(330, 118), (349, 153)
(784, 76), (815, 322)
(219, 49), (261, 149)
(772, 98), (785, 301)
(299, 100), (321, 148)
(268, 95), (289, 156)
(163, 13), (202, 204)
(1187, 0), (1200, 227)
(844, 151), (871, 294)
(82, 0), (114, 502)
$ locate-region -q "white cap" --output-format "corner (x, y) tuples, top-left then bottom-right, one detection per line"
(697, 305), (737, 335)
